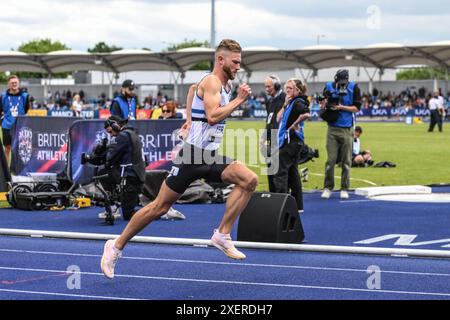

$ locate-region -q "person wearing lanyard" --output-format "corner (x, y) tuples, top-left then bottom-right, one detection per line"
(260, 75), (286, 192)
(0, 75), (31, 162)
(110, 80), (137, 120)
(274, 78), (310, 213)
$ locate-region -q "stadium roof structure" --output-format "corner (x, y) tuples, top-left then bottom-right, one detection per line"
(0, 42), (449, 76)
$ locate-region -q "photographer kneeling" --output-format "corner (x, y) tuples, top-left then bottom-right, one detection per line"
(274, 78), (310, 212)
(103, 115), (146, 221)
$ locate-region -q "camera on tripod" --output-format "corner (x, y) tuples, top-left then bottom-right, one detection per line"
(81, 138), (108, 166)
(80, 138), (119, 225)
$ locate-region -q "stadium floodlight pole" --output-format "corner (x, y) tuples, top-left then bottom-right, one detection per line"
(210, 0), (216, 48)
(316, 34), (326, 45)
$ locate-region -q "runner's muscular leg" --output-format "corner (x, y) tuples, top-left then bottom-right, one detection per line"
(218, 161), (258, 234)
(115, 181), (181, 250)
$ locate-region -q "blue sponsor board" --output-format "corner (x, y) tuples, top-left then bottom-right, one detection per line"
(69, 119), (184, 184)
(11, 116), (75, 176)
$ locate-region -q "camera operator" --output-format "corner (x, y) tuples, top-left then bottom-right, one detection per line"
(110, 80), (137, 120)
(260, 75), (286, 192)
(273, 78), (310, 212)
(103, 115), (145, 220)
(320, 69), (362, 199)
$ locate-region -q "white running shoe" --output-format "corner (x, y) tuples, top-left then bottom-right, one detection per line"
(100, 239), (122, 279)
(98, 206), (121, 219)
(160, 207), (186, 220)
(210, 229), (246, 260)
(340, 190), (349, 199)
(321, 188), (332, 199)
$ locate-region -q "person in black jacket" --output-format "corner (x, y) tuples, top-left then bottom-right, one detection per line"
(260, 75), (286, 192)
(273, 78), (310, 212)
(104, 115), (145, 220)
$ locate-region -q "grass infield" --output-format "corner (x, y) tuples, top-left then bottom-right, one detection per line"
(223, 120), (450, 191)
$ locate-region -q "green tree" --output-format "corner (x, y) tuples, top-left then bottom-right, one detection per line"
(13, 38), (71, 79)
(17, 38), (69, 54)
(88, 41), (123, 53)
(0, 38), (71, 82)
(165, 39), (212, 71)
(396, 67), (448, 80)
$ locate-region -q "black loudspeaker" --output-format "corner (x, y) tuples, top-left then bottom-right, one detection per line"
(237, 192), (305, 244)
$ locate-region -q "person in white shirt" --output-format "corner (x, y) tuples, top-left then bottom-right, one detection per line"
(428, 91), (445, 132)
(352, 126), (373, 167)
(71, 94), (83, 117)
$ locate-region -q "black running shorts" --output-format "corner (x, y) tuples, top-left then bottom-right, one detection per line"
(165, 143), (234, 194)
(2, 129), (11, 146)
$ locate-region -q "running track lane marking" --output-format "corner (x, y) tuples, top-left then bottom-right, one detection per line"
(0, 288), (140, 300)
(310, 173), (377, 186)
(1, 266), (450, 298)
(2, 248), (450, 278)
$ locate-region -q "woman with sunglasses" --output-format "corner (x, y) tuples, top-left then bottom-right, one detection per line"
(158, 101), (178, 119)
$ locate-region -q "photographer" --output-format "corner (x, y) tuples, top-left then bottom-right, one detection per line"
(103, 115), (145, 220)
(274, 78), (310, 212)
(320, 69), (361, 199)
(260, 75), (286, 192)
(110, 79), (137, 120)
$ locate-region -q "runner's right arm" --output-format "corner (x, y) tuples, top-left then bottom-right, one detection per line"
(202, 76), (251, 125)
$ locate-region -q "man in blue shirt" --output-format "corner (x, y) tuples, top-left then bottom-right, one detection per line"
(0, 75), (31, 161)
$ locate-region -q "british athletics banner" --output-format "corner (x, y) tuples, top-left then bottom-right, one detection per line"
(11, 116), (76, 176)
(69, 119), (184, 185)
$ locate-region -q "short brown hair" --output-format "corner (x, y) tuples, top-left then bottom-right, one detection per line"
(216, 39), (242, 54)
(163, 101), (177, 113)
(8, 75), (19, 82)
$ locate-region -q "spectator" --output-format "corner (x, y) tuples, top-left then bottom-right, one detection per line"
(71, 94), (84, 117)
(158, 101), (178, 119)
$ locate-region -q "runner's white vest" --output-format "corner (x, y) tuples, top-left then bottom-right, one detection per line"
(186, 74), (231, 150)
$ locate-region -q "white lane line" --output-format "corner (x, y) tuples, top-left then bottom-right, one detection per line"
(0, 288), (140, 300)
(2, 248), (450, 278)
(310, 173), (377, 186)
(339, 200), (375, 203)
(1, 266), (450, 298)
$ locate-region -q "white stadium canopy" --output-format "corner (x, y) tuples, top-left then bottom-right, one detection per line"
(0, 42), (449, 75)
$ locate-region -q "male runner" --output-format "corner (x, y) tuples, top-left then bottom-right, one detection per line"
(101, 39), (258, 279)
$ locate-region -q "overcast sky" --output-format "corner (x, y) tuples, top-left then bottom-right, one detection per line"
(0, 0), (449, 52)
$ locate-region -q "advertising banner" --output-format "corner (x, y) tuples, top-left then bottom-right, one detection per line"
(69, 119), (184, 184)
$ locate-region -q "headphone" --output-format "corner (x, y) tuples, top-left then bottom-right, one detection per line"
(334, 69), (349, 82)
(269, 75), (282, 92)
(105, 118), (122, 132)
